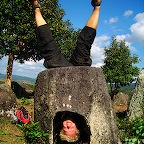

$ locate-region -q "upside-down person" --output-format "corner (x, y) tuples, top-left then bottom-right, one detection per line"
(31, 0), (102, 143)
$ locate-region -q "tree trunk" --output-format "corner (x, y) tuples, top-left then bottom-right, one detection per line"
(5, 53), (14, 87)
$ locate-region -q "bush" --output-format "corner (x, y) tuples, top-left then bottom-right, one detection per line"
(19, 97), (31, 105)
(124, 118), (144, 144)
(117, 117), (144, 144)
(17, 122), (49, 144)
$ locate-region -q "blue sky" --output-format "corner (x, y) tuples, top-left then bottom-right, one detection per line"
(0, 0), (144, 78)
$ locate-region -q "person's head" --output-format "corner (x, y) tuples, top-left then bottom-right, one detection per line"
(59, 119), (80, 142)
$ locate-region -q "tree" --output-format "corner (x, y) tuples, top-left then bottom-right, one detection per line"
(0, 0), (79, 86)
(102, 37), (140, 94)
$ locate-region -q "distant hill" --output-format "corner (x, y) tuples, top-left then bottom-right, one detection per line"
(0, 72), (136, 88)
(0, 73), (36, 83)
(109, 82), (136, 90)
(120, 83), (136, 89)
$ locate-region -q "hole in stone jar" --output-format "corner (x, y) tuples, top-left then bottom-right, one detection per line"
(53, 111), (91, 144)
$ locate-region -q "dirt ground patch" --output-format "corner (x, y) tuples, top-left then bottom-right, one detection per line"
(0, 119), (25, 144)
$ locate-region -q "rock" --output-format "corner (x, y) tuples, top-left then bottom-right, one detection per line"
(11, 81), (34, 98)
(113, 92), (129, 113)
(0, 84), (17, 119)
(128, 68), (144, 121)
(34, 67), (120, 144)
(19, 82), (34, 93)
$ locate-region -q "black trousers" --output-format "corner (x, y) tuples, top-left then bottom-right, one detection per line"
(36, 24), (96, 68)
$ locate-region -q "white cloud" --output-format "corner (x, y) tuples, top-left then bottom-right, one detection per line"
(115, 35), (136, 52)
(123, 10), (133, 17)
(25, 60), (36, 66)
(0, 57), (45, 78)
(111, 26), (123, 33)
(91, 35), (110, 67)
(134, 12), (144, 22)
(115, 12), (144, 47)
(104, 17), (118, 24)
(13, 59), (45, 78)
(109, 17), (118, 23)
(1, 13), (143, 78)
(91, 13), (144, 68)
(130, 12), (144, 45)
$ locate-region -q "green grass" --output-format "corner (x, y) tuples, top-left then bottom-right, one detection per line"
(18, 97), (31, 105)
(0, 130), (10, 135)
(0, 81), (5, 84)
(27, 83), (35, 91)
(0, 118), (25, 144)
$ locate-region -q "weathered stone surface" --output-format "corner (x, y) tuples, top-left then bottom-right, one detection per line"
(113, 92), (129, 113)
(0, 84), (17, 118)
(128, 68), (144, 121)
(34, 67), (120, 144)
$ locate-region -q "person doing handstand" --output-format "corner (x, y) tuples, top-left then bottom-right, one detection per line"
(32, 0), (101, 68)
(31, 0), (102, 143)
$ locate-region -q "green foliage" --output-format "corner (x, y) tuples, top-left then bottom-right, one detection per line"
(1, 0), (79, 86)
(17, 122), (49, 144)
(117, 117), (144, 144)
(0, 0), (37, 61)
(60, 28), (81, 59)
(19, 97), (31, 105)
(126, 118), (144, 143)
(0, 0), (79, 61)
(102, 37), (140, 94)
(0, 130), (10, 135)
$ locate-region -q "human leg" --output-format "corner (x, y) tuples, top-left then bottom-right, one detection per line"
(87, 0), (101, 30)
(32, 0), (73, 68)
(69, 0), (101, 66)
